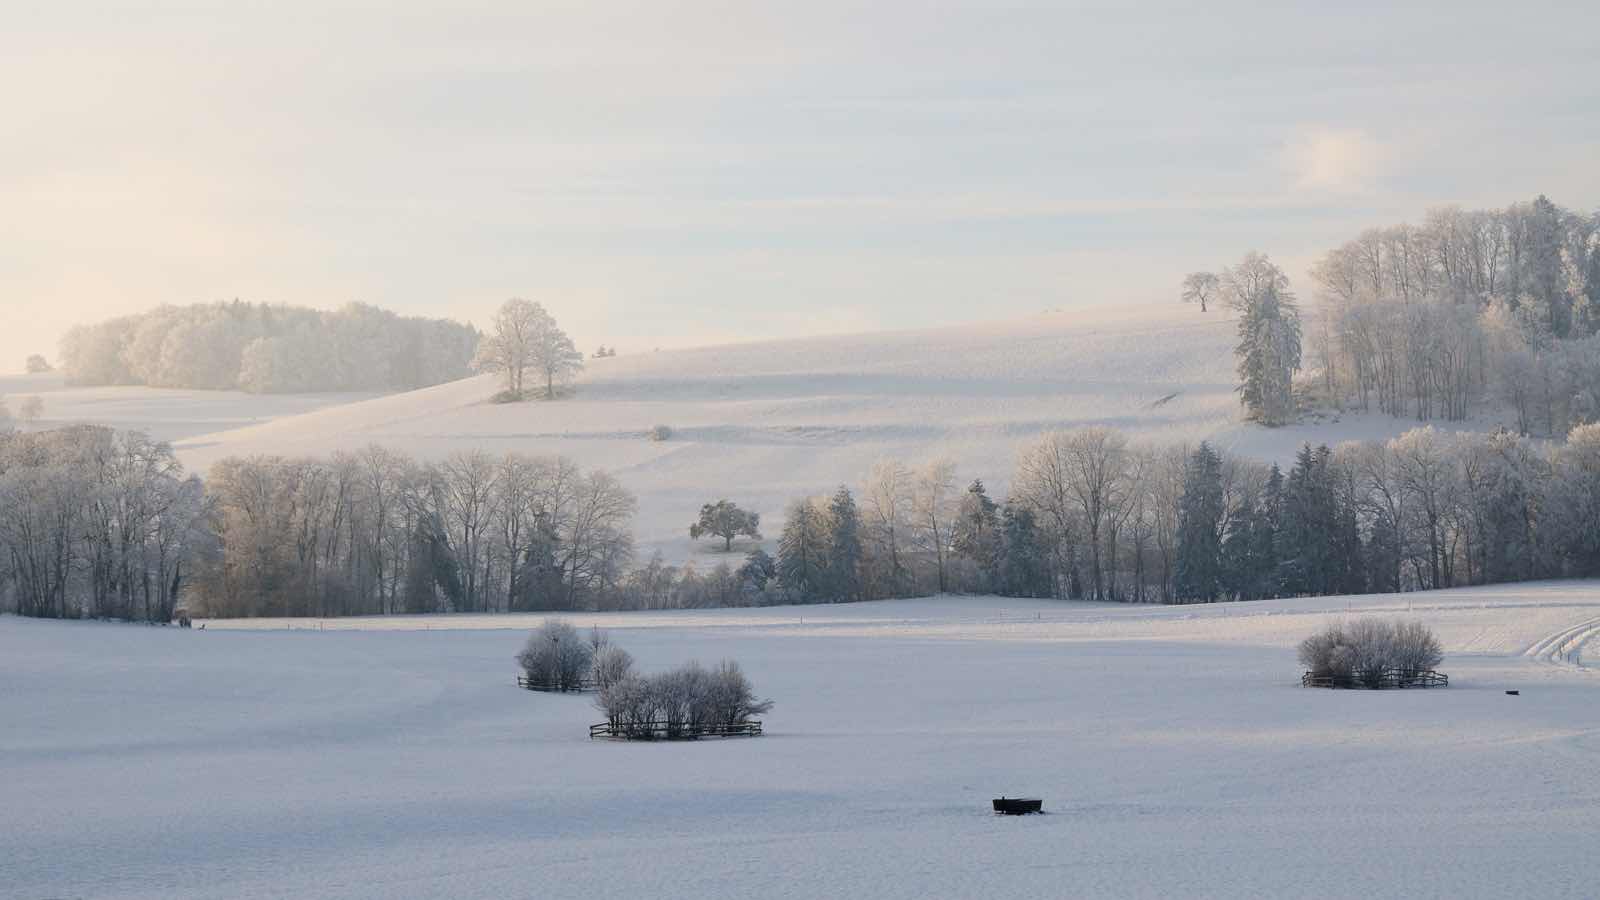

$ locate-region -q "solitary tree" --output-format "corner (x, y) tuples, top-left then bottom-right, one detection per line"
(1181, 271), (1219, 313)
(689, 500), (762, 551)
(24, 354), (52, 374)
(18, 396), (43, 424)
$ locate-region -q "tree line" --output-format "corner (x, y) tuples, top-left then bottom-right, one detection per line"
(58, 300), (480, 393)
(765, 424), (1600, 606)
(7, 425), (1600, 620)
(1190, 196), (1600, 435)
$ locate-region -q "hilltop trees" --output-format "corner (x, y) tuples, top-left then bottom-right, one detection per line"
(58, 301), (478, 393)
(689, 500), (762, 551)
(469, 298), (586, 402)
(1302, 196), (1600, 434)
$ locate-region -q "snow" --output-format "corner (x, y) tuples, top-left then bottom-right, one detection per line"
(0, 372), (376, 443)
(6, 583), (1600, 899)
(157, 303), (1500, 563)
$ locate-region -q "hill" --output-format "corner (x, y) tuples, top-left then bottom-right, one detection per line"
(167, 302), (1480, 563)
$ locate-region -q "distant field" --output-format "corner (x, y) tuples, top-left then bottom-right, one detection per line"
(0, 373), (376, 443)
(6, 582), (1600, 899)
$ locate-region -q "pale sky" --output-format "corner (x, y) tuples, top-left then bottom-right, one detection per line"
(4, 1), (1598, 371)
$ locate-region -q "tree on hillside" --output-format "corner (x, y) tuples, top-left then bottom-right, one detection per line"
(690, 500), (762, 551)
(475, 299), (583, 400)
(1181, 271), (1219, 313)
(1224, 252), (1302, 426)
(24, 355), (51, 374)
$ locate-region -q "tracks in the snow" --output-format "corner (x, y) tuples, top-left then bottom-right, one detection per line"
(1522, 616), (1600, 666)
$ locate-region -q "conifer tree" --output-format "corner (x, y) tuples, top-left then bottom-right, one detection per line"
(777, 498), (828, 602)
(824, 486), (864, 602)
(1174, 443), (1224, 602)
(951, 479), (1002, 591)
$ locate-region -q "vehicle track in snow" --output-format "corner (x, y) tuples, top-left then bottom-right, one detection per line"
(1521, 615), (1600, 666)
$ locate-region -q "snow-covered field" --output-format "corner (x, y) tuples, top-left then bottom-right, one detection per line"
(147, 303), (1489, 563)
(6, 583), (1600, 899)
(0, 373), (374, 443)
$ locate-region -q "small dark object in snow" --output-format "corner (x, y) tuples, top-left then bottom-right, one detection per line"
(1506, 690), (1520, 696)
(992, 797), (1043, 815)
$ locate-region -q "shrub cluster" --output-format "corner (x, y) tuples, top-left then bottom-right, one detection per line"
(596, 659), (772, 739)
(516, 621), (605, 690)
(1297, 619), (1443, 688)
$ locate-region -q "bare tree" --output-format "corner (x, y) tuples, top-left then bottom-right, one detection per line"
(1180, 271), (1219, 313)
(911, 458), (958, 594)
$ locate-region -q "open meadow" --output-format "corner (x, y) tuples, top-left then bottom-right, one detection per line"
(5, 583), (1600, 899)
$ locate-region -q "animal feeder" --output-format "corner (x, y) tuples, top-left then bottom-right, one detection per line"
(992, 796), (1043, 815)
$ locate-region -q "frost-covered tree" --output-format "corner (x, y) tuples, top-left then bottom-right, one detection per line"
(1224, 253), (1302, 425)
(59, 301), (477, 392)
(911, 458), (958, 593)
(516, 619), (595, 690)
(474, 298), (585, 399)
(998, 503), (1051, 598)
(951, 479), (1002, 592)
(823, 486), (863, 602)
(689, 499), (761, 551)
(777, 497), (828, 602)
(590, 642), (635, 692)
(1174, 442), (1224, 602)
(24, 354), (51, 374)
(1180, 271), (1219, 313)
(862, 459), (913, 596)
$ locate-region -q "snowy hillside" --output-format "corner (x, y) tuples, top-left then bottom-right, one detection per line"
(165, 303), (1487, 563)
(0, 372), (374, 443)
(6, 582), (1600, 899)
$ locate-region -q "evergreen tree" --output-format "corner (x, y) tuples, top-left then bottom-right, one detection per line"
(999, 503), (1051, 598)
(1226, 253), (1302, 426)
(824, 486), (864, 602)
(737, 548), (777, 597)
(1364, 511), (1402, 594)
(776, 498), (828, 602)
(1174, 443), (1224, 603)
(951, 479), (1002, 591)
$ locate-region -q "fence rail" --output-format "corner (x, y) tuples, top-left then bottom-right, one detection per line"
(1301, 668), (1448, 689)
(517, 674), (595, 692)
(589, 720), (764, 740)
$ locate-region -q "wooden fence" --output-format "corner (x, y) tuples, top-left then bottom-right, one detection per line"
(589, 720), (764, 740)
(517, 674), (595, 692)
(1301, 669), (1449, 689)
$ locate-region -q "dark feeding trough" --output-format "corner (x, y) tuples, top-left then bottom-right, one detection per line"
(992, 796), (1043, 815)
(1506, 690), (1520, 696)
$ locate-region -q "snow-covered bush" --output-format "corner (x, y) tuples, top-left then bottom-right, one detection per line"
(1297, 619), (1442, 687)
(594, 658), (772, 738)
(590, 643), (634, 692)
(648, 424), (673, 442)
(1388, 619), (1444, 676)
(516, 620), (594, 690)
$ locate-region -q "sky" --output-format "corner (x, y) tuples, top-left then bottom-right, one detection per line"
(3, 1), (1599, 371)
